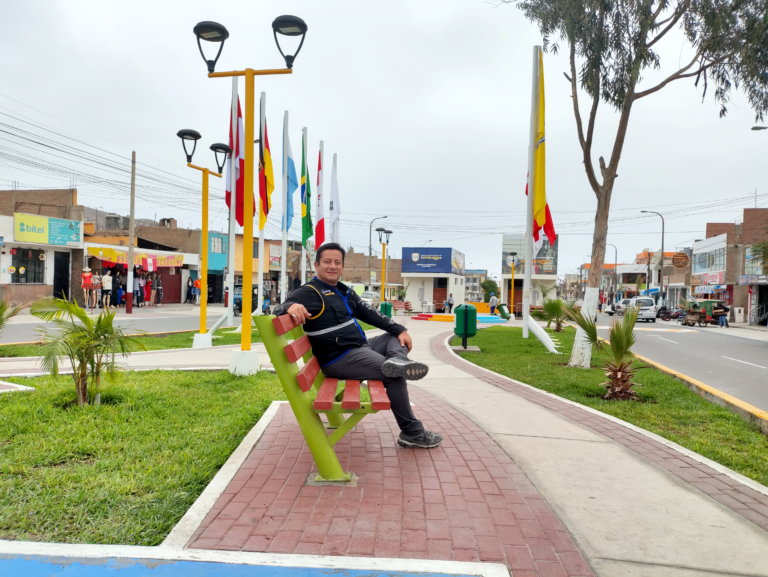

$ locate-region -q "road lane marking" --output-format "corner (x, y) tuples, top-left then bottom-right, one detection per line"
(657, 337), (678, 344)
(721, 356), (766, 369)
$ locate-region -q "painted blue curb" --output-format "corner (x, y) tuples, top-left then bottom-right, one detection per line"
(1, 555), (480, 577)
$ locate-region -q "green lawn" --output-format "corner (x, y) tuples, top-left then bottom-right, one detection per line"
(0, 321), (378, 358)
(455, 326), (768, 487)
(0, 370), (285, 545)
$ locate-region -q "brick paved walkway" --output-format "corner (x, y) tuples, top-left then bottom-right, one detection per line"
(431, 331), (768, 534)
(189, 392), (593, 576)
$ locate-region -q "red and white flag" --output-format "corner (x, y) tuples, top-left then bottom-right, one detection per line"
(525, 174), (556, 259)
(226, 99), (254, 227)
(315, 145), (325, 246)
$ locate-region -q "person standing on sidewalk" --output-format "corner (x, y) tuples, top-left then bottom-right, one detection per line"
(274, 242), (442, 449)
(101, 270), (113, 309)
(489, 292), (499, 315)
(446, 293), (454, 314)
(154, 273), (163, 307)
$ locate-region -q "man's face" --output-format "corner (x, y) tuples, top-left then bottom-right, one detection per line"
(315, 250), (344, 285)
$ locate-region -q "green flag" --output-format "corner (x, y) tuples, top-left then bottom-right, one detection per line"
(301, 130), (313, 247)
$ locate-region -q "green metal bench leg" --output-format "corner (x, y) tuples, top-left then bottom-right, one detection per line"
(258, 317), (350, 482)
(327, 412), (366, 447)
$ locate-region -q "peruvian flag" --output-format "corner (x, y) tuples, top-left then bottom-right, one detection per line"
(315, 147), (325, 246)
(226, 99), (253, 227)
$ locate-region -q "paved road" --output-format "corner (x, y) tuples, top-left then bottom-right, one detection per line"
(597, 311), (768, 413)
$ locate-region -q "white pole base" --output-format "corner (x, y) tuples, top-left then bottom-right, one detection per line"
(229, 350), (261, 376)
(192, 333), (213, 349)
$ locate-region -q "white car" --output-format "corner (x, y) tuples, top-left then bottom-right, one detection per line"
(615, 298), (632, 316)
(630, 297), (657, 322)
(360, 292), (380, 307)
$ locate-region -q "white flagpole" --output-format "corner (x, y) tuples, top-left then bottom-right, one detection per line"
(257, 92), (266, 316)
(301, 127), (308, 285)
(226, 76), (238, 326)
(523, 45), (541, 339)
(330, 152), (340, 243)
(317, 140), (324, 247)
(280, 110), (289, 305)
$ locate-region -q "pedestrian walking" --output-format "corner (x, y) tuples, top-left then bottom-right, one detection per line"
(193, 277), (201, 305)
(186, 277), (194, 303)
(446, 293), (454, 314)
(489, 292), (499, 315)
(133, 272), (141, 307)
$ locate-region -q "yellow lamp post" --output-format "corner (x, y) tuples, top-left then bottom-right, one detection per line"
(192, 16), (308, 352)
(376, 227), (392, 302)
(509, 251), (517, 317)
(176, 131), (229, 336)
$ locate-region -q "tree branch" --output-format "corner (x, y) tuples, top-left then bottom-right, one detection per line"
(569, 40), (602, 196)
(633, 51), (702, 100)
(647, 0), (690, 49)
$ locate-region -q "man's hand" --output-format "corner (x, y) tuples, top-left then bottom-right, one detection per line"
(286, 303), (312, 325)
(398, 331), (413, 352)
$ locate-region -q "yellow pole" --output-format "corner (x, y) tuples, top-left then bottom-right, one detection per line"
(201, 168), (209, 333)
(511, 264), (515, 318)
(380, 242), (387, 302)
(242, 69), (255, 351)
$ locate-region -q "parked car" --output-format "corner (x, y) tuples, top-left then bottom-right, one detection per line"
(629, 296), (657, 322)
(233, 284), (271, 316)
(615, 298), (632, 316)
(360, 291), (381, 307)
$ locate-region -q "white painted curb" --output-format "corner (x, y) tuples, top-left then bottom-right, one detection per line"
(162, 400), (286, 548)
(0, 540), (510, 577)
(442, 333), (768, 498)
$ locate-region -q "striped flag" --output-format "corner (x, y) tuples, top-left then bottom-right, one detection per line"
(258, 95), (275, 231)
(315, 145), (325, 246)
(282, 119), (298, 231)
(301, 130), (313, 247)
(225, 99), (251, 226)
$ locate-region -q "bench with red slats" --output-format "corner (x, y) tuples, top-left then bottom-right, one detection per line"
(391, 301), (413, 315)
(254, 313), (392, 482)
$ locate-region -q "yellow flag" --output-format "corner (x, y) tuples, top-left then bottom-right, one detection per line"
(258, 120), (275, 230)
(533, 51), (547, 229)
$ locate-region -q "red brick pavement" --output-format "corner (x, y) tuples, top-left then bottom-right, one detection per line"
(432, 331), (768, 534)
(189, 394), (593, 576)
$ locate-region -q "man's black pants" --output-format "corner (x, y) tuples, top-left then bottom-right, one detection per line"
(322, 333), (425, 437)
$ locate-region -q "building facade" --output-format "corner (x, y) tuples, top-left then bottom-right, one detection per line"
(465, 269), (487, 302)
(401, 247), (466, 312)
(500, 234), (558, 314)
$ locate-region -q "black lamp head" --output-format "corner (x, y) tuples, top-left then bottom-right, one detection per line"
(193, 21), (229, 73)
(177, 129), (202, 163)
(375, 227), (385, 243)
(384, 229), (393, 244)
(210, 143), (232, 173)
(272, 15), (308, 69)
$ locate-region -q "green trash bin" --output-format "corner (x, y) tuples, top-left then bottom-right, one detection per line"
(454, 304), (477, 348)
(497, 303), (511, 320)
(380, 301), (393, 318)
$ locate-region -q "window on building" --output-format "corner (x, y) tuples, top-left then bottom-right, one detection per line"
(11, 248), (45, 284)
(252, 241), (259, 258)
(435, 278), (448, 289)
(211, 236), (224, 254)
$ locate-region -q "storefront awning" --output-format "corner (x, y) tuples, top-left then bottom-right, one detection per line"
(87, 246), (183, 268)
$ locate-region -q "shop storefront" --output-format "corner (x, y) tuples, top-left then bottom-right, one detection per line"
(0, 213), (83, 302)
(85, 244), (196, 304)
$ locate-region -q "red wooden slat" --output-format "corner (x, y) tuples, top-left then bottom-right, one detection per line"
(368, 380), (391, 411)
(341, 380), (361, 409)
(296, 356), (320, 392)
(313, 378), (339, 410)
(284, 335), (312, 364)
(273, 314), (297, 336)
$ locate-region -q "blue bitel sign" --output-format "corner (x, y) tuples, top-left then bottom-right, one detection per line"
(402, 247), (464, 274)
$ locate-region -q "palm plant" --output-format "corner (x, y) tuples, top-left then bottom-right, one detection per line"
(532, 298), (569, 331)
(31, 297), (146, 406)
(564, 303), (641, 401)
(0, 299), (23, 334)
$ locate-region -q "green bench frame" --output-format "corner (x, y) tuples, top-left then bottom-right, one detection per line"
(254, 314), (391, 482)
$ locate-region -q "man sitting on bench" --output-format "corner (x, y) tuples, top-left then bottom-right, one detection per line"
(274, 242), (442, 449)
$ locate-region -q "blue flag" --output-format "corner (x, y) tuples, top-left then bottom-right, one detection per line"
(282, 120), (299, 231)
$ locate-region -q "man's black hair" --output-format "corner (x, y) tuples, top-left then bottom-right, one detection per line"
(315, 242), (346, 264)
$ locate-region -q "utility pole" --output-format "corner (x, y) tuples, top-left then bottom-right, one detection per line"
(126, 151), (136, 314)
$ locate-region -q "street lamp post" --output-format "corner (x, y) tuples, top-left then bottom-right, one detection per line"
(421, 240), (432, 247)
(176, 130), (228, 343)
(377, 227), (392, 302)
(192, 16), (308, 355)
(641, 210), (665, 303)
(510, 252), (517, 317)
(368, 216), (387, 290)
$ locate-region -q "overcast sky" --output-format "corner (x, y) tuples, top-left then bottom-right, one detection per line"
(2, 0), (766, 281)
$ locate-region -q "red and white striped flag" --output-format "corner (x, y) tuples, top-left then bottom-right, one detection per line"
(226, 99), (253, 226)
(315, 145), (325, 246)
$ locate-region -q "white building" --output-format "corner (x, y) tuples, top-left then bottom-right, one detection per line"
(400, 247), (466, 313)
(500, 234), (558, 315)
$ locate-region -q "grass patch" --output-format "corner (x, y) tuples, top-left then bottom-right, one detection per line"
(454, 326), (768, 487)
(0, 369), (285, 545)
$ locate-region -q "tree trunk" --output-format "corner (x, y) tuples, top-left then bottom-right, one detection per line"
(76, 370), (88, 406)
(568, 189), (612, 368)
